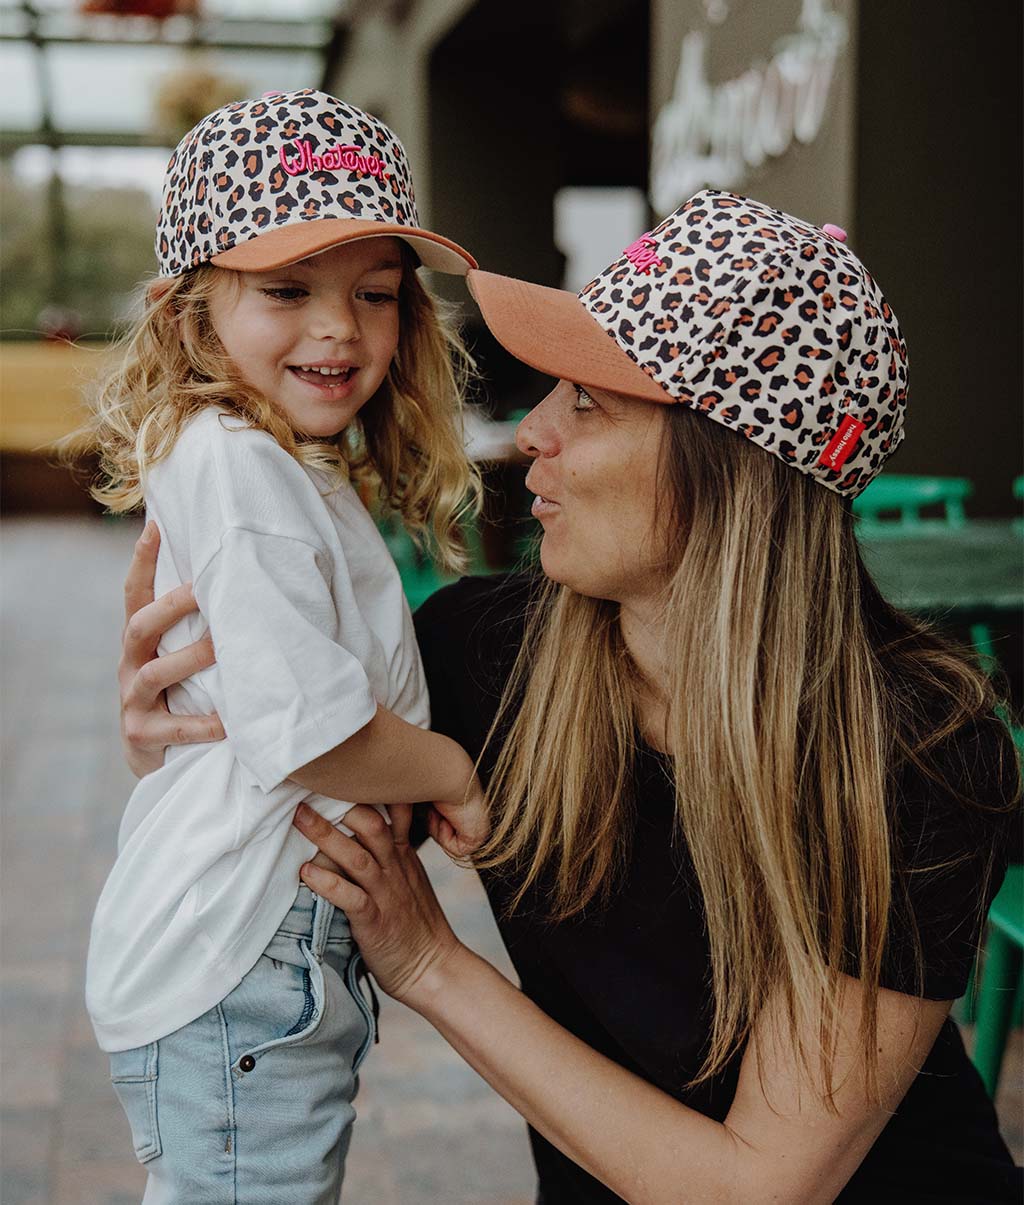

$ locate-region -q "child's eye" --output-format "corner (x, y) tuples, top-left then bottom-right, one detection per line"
(572, 384), (597, 412)
(359, 290), (398, 305)
(260, 287), (307, 302)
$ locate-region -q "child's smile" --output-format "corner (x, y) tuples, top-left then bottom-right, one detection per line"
(287, 361), (360, 396)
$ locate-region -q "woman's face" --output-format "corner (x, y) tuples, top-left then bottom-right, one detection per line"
(516, 380), (672, 604)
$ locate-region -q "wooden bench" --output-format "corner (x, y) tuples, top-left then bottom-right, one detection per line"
(1, 341), (111, 513)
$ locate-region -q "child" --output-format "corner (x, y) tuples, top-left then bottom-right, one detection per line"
(81, 89), (487, 1202)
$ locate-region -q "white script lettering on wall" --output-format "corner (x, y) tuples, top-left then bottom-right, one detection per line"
(650, 0), (848, 214)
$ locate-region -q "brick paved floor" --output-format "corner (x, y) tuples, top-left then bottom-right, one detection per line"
(2, 516), (1020, 1204)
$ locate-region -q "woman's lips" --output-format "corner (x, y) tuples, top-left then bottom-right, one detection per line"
(531, 494), (560, 518)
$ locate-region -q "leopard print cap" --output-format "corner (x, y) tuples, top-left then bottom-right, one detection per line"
(155, 89), (472, 277)
(580, 190), (908, 497)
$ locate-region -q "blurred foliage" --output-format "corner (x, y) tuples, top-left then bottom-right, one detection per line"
(151, 62), (246, 145)
(1, 163), (157, 340)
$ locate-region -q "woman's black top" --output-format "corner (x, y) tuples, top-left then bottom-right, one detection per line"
(413, 572), (1022, 1204)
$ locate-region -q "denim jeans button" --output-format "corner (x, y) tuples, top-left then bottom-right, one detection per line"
(238, 1054), (256, 1072)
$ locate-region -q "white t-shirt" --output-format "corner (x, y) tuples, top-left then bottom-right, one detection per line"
(86, 407), (430, 1052)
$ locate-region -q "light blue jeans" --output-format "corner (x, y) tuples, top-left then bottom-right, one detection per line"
(108, 885), (377, 1204)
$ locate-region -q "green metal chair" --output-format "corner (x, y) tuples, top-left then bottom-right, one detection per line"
(378, 508), (509, 611)
(852, 474), (974, 537)
(856, 474), (996, 658)
(377, 513), (453, 610)
(972, 865), (1024, 1096)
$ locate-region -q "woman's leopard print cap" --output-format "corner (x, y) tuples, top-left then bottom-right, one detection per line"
(155, 89), (476, 278)
(469, 190), (908, 498)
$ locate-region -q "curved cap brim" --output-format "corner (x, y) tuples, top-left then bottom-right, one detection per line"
(467, 270), (671, 403)
(211, 218), (477, 275)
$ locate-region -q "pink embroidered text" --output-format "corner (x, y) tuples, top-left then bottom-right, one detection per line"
(624, 235), (665, 275)
(279, 140), (387, 179)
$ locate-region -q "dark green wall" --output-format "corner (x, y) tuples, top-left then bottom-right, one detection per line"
(854, 1), (1022, 515)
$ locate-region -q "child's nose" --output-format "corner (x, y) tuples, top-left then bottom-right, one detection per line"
(309, 298), (360, 343)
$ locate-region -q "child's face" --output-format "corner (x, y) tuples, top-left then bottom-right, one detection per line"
(207, 237), (404, 439)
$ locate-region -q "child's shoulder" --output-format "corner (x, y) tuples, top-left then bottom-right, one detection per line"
(152, 407), (310, 492)
(147, 407), (335, 542)
(171, 406), (293, 466)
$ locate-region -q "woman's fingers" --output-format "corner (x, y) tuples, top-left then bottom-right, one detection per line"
(127, 638), (217, 710)
(123, 522), (159, 629)
(141, 711), (226, 749)
(118, 527), (224, 776)
(122, 580), (200, 669)
(389, 802), (414, 849)
(121, 703), (224, 754)
(299, 863), (371, 918)
(294, 804), (380, 879)
(341, 804), (403, 869)
(309, 849), (343, 873)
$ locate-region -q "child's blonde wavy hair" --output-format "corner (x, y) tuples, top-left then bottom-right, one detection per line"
(59, 243), (481, 572)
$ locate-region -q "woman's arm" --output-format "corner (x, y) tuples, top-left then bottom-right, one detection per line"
(295, 804), (951, 1205)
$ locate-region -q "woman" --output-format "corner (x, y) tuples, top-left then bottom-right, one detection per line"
(119, 191), (1021, 1202)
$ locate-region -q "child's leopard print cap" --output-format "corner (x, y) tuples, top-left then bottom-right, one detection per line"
(155, 89), (476, 278)
(469, 189), (908, 497)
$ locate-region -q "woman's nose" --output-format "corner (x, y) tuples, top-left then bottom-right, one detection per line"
(514, 385), (564, 458)
(514, 410), (541, 459)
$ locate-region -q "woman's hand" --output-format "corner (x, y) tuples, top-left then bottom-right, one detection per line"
(120, 521), (225, 777)
(294, 802), (463, 1005)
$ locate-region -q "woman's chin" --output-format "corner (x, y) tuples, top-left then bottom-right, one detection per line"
(539, 545), (606, 599)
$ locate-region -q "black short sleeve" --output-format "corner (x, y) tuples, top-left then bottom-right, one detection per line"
(881, 714), (1022, 999)
(414, 572), (535, 766)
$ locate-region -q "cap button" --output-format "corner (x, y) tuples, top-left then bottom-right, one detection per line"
(822, 223), (847, 242)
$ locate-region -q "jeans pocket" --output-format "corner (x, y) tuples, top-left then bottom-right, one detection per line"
(109, 1042), (162, 1164)
(220, 945), (325, 1078)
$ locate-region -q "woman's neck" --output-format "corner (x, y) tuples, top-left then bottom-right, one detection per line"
(618, 595), (673, 754)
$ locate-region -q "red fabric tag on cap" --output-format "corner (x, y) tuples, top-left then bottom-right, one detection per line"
(818, 415), (866, 471)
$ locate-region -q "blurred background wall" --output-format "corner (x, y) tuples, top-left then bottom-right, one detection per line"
(328, 0), (1022, 514)
(2, 0), (1021, 514)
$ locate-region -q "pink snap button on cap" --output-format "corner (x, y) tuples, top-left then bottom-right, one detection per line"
(822, 223), (847, 242)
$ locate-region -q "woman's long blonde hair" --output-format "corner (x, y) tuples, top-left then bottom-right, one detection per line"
(59, 243), (481, 571)
(475, 403), (1020, 1103)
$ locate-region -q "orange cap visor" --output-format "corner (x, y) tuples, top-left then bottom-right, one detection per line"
(211, 219), (477, 276)
(467, 269), (671, 403)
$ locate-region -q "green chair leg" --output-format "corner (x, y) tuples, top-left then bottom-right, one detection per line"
(972, 928), (1022, 1096)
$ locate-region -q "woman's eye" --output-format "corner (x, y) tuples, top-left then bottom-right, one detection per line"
(359, 290), (398, 305)
(572, 384), (597, 412)
(261, 287), (306, 302)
